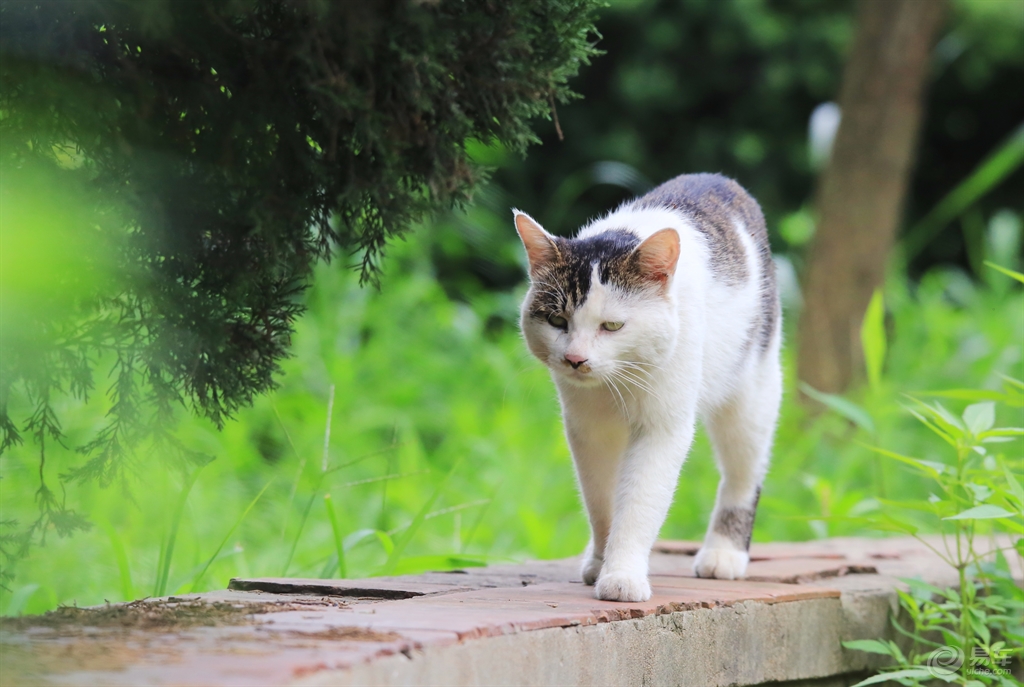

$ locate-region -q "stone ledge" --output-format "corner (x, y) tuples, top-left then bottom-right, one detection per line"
(1, 537), (1013, 687)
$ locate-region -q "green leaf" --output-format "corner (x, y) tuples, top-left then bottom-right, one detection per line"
(905, 405), (957, 447)
(862, 443), (945, 479)
(860, 289), (886, 392)
(965, 483), (993, 503)
(850, 668), (942, 687)
(190, 478), (273, 593)
(382, 458), (463, 575)
(877, 498), (943, 514)
(323, 493), (347, 579)
(1001, 460), (1024, 504)
(930, 402), (966, 434)
(1001, 377), (1024, 408)
(1002, 376), (1024, 392)
(800, 383), (875, 434)
(387, 555), (488, 576)
(979, 428), (1024, 438)
(903, 122), (1024, 259)
(944, 504), (1016, 520)
(153, 467), (203, 598)
(963, 402), (996, 434)
(919, 389), (1007, 402)
(374, 530), (395, 556)
(873, 513), (919, 535)
(900, 577), (945, 601)
(342, 528), (384, 552)
(985, 261), (1024, 284)
(843, 639), (898, 656)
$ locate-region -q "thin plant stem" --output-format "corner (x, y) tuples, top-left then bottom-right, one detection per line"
(323, 494), (346, 579)
(153, 467), (203, 597)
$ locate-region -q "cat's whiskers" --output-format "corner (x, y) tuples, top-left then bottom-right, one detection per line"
(616, 368), (660, 396)
(616, 359), (664, 375)
(606, 369), (638, 403)
(611, 359), (662, 385)
(600, 377), (631, 424)
(609, 366), (665, 404)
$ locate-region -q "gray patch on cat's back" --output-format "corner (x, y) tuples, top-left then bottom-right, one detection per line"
(634, 173), (779, 351)
(712, 486), (761, 551)
(633, 174), (749, 285)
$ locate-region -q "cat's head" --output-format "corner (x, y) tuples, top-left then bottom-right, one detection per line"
(514, 211), (681, 388)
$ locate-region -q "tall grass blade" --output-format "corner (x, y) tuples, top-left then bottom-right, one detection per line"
(153, 467), (202, 598)
(903, 122), (1024, 259)
(281, 492), (318, 576)
(860, 289), (886, 392)
(323, 493), (346, 579)
(985, 260), (1024, 284)
(274, 404), (307, 540)
(189, 479), (273, 593)
(322, 384), (335, 473)
(381, 458), (462, 575)
(462, 485), (499, 553)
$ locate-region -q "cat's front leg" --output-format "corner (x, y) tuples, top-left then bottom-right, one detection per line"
(596, 421), (696, 602)
(579, 538), (603, 585)
(562, 388), (630, 586)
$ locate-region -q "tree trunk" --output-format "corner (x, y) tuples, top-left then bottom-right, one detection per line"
(798, 0), (946, 394)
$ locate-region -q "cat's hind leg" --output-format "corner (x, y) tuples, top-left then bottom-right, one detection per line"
(695, 350), (781, 580)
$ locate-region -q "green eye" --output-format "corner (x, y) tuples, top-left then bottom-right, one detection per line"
(547, 313), (568, 329)
(601, 321), (624, 332)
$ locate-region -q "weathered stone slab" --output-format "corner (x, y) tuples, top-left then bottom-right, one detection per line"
(2, 537), (1010, 687)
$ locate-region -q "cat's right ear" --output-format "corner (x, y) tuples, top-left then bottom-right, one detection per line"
(513, 210), (559, 276)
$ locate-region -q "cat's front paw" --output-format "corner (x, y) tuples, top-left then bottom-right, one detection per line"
(580, 555), (603, 585)
(693, 547), (749, 580)
(595, 570), (651, 602)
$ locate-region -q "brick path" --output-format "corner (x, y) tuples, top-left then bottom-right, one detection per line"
(1, 537), (1015, 687)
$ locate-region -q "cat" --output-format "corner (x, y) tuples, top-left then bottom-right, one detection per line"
(514, 173), (781, 602)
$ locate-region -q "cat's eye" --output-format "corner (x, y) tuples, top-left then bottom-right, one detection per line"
(601, 321), (624, 332)
(547, 313), (568, 329)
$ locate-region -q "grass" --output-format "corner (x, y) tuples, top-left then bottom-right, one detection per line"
(0, 218), (1021, 616)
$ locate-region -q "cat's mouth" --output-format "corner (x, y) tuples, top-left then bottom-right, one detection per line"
(554, 361), (603, 386)
(561, 359), (593, 374)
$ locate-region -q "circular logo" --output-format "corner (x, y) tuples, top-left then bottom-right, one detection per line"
(926, 646), (964, 677)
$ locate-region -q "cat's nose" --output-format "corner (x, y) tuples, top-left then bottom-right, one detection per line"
(565, 353), (588, 370)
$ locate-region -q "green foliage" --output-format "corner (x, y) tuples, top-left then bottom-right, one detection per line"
(1, 220), (1021, 615)
(904, 124), (1024, 260)
(0, 0), (600, 582)
(1, 0), (1022, 615)
(838, 301), (1023, 686)
(0, 0), (599, 466)
(862, 290), (887, 394)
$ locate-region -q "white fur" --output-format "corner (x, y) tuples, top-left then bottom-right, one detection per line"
(518, 204), (782, 602)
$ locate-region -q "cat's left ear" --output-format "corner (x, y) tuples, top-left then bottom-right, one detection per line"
(513, 210), (559, 276)
(635, 229), (680, 286)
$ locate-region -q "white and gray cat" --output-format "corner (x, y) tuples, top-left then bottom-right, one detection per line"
(515, 173), (782, 602)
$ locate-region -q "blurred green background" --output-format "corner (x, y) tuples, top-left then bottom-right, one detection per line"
(1, 0), (1021, 615)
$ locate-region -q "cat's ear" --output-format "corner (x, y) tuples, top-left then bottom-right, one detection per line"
(514, 210), (559, 275)
(635, 229), (680, 286)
